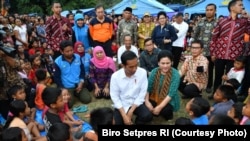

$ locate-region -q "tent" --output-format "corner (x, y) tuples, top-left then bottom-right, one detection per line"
(106, 0), (176, 18)
(60, 8), (94, 17)
(166, 3), (186, 13)
(184, 0), (250, 18)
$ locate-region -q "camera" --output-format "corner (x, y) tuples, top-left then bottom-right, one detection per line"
(196, 66), (204, 72)
(0, 43), (16, 58)
(0, 30), (16, 58)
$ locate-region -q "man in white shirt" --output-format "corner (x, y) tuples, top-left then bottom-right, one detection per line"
(110, 51), (153, 125)
(117, 34), (138, 68)
(171, 13), (189, 69)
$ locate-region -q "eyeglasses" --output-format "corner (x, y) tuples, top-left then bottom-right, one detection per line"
(191, 46), (202, 49)
(77, 19), (84, 21)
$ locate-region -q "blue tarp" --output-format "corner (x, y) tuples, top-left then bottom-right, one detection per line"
(184, 0), (250, 18)
(106, 0), (175, 18)
(166, 3), (186, 13)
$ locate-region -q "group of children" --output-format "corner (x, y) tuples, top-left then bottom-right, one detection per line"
(175, 83), (250, 125)
(0, 64), (115, 141)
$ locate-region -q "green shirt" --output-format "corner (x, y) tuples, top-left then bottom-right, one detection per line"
(147, 67), (181, 112)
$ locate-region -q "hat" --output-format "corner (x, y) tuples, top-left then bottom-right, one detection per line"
(124, 7), (132, 13)
(144, 12), (151, 17)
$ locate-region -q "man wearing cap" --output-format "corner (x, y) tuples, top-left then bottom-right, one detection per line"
(117, 7), (138, 47)
(138, 12), (155, 50)
(89, 5), (113, 57)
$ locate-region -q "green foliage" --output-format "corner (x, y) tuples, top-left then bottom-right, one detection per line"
(9, 0), (120, 15)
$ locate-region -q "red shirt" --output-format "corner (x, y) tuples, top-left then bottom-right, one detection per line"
(46, 15), (72, 51)
(210, 16), (250, 60)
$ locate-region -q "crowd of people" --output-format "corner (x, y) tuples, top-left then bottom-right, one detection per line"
(0, 0), (250, 140)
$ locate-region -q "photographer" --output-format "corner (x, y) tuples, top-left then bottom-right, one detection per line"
(0, 32), (26, 120)
(178, 40), (209, 99)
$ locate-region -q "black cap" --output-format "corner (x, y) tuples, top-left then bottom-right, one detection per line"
(124, 7), (132, 13)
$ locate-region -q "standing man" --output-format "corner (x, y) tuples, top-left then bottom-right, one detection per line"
(117, 7), (138, 47)
(89, 5), (113, 57)
(210, 0), (250, 98)
(54, 40), (92, 108)
(46, 2), (72, 59)
(171, 13), (189, 69)
(110, 51), (153, 125)
(192, 3), (217, 93)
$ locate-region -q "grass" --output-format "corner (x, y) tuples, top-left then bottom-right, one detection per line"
(73, 91), (213, 125)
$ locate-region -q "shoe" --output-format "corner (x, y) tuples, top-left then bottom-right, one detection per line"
(72, 105), (88, 113)
(206, 88), (212, 93)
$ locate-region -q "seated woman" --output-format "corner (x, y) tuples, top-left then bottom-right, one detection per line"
(89, 46), (116, 99)
(145, 50), (180, 120)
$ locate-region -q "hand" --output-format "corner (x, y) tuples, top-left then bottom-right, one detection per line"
(123, 115), (133, 125)
(102, 87), (110, 97)
(164, 39), (171, 44)
(152, 106), (161, 116)
(74, 120), (84, 125)
(94, 87), (101, 97)
(62, 23), (68, 31)
(211, 56), (216, 62)
(222, 75), (228, 81)
(145, 101), (154, 112)
(76, 82), (83, 93)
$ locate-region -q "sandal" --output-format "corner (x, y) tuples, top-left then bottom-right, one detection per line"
(72, 105), (88, 113)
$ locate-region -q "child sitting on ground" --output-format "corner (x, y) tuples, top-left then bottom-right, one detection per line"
(222, 55), (246, 84)
(208, 85), (237, 119)
(7, 85), (45, 132)
(185, 97), (210, 125)
(227, 102), (244, 125)
(3, 100), (42, 140)
(240, 97), (250, 125)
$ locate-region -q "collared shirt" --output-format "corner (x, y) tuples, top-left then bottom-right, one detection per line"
(110, 67), (148, 113)
(172, 21), (189, 47)
(89, 16), (113, 43)
(210, 16), (250, 60)
(117, 19), (138, 45)
(117, 45), (138, 64)
(54, 54), (84, 88)
(46, 15), (72, 51)
(137, 22), (155, 49)
(192, 17), (217, 56)
(139, 48), (161, 73)
(180, 54), (209, 90)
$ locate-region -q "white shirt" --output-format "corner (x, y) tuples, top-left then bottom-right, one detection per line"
(117, 45), (139, 64)
(227, 67), (245, 83)
(110, 67), (148, 113)
(172, 21), (189, 47)
(14, 25), (27, 45)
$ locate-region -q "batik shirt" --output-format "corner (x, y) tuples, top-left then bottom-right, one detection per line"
(192, 17), (217, 56)
(116, 19), (137, 45)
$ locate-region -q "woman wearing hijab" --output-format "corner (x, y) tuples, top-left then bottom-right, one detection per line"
(74, 41), (92, 77)
(72, 13), (91, 53)
(89, 46), (116, 99)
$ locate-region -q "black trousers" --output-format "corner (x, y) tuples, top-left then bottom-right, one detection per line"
(93, 39), (113, 57)
(206, 56), (214, 89)
(172, 46), (183, 69)
(213, 59), (234, 93)
(113, 103), (153, 125)
(239, 55), (250, 96)
(149, 100), (174, 120)
(179, 78), (202, 98)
